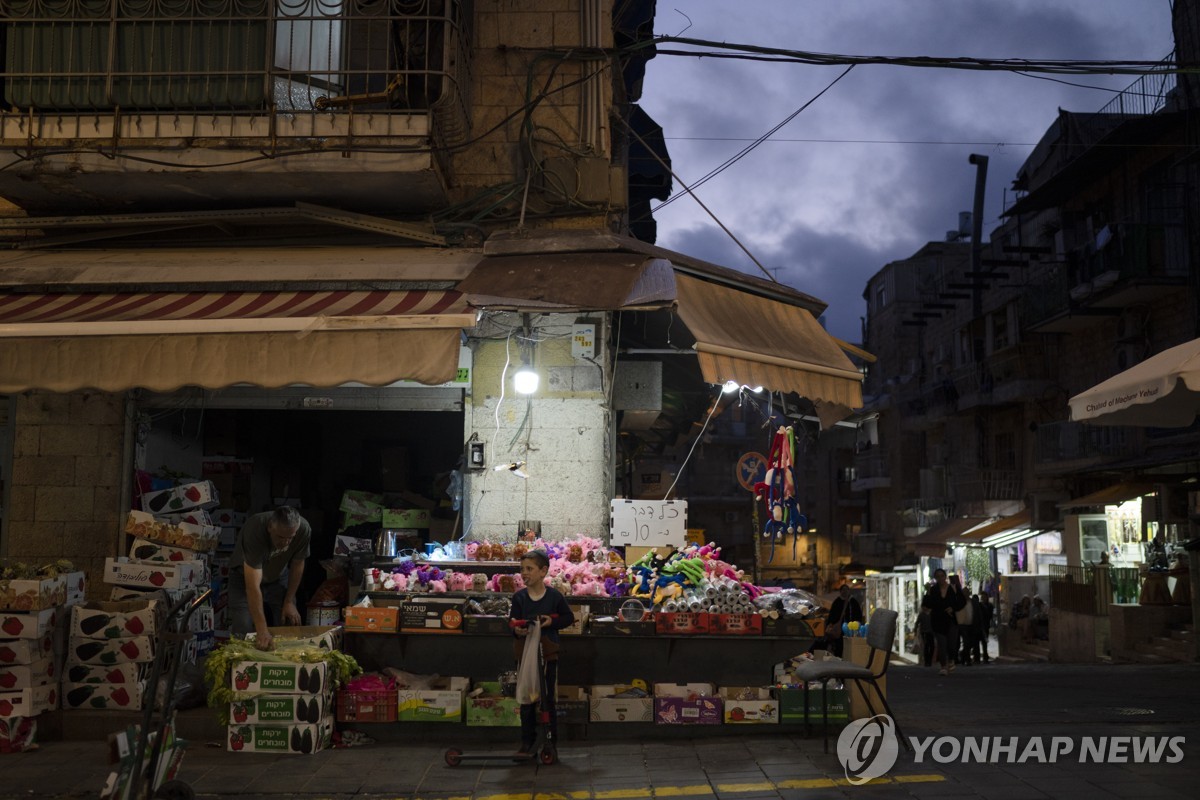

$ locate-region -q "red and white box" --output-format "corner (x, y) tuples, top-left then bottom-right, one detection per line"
(0, 634), (55, 665)
(125, 511), (220, 553)
(72, 599), (160, 640)
(140, 480), (220, 513)
(211, 509), (247, 528)
(63, 662), (145, 685)
(104, 558), (206, 591)
(128, 537), (203, 564)
(62, 681), (145, 711)
(0, 656), (56, 690)
(162, 510), (215, 528)
(0, 608), (59, 640)
(0, 684), (58, 717)
(64, 571), (87, 606)
(67, 635), (155, 666)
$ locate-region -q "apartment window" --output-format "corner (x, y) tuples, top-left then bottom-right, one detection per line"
(875, 283), (887, 311)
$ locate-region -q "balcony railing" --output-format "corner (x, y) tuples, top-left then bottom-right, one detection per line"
(1097, 56), (1175, 117)
(952, 467), (1022, 502)
(0, 0), (472, 145)
(1034, 420), (1139, 465)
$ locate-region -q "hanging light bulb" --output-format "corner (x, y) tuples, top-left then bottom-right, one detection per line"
(513, 363), (539, 394)
(721, 380), (740, 393)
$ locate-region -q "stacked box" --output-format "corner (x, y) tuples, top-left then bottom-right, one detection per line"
(0, 574), (66, 613)
(718, 687), (779, 724)
(653, 683), (722, 725)
(62, 599), (161, 711)
(464, 681), (519, 727)
(139, 480), (220, 514)
(397, 676), (468, 723)
(589, 684), (654, 722)
(227, 660), (333, 754)
(0, 604), (63, 749)
(125, 511), (220, 554)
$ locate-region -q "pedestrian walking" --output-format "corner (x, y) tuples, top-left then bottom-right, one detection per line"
(921, 569), (967, 676)
(978, 592), (995, 663)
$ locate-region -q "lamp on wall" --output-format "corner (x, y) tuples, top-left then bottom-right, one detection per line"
(513, 313), (538, 394)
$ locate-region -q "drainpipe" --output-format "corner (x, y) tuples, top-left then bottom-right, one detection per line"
(968, 154), (989, 359)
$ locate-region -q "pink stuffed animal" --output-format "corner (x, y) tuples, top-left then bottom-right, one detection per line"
(428, 579), (447, 593)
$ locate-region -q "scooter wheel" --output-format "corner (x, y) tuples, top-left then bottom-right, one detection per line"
(539, 746), (557, 766)
(444, 748), (463, 767)
(153, 780), (196, 800)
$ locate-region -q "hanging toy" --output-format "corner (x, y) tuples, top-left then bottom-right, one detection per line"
(754, 426), (798, 563)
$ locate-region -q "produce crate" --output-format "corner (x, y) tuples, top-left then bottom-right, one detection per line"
(336, 687), (398, 723)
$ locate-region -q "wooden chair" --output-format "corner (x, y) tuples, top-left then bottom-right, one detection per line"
(793, 607), (909, 753)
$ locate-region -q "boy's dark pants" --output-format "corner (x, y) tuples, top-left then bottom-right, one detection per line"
(514, 639), (560, 750)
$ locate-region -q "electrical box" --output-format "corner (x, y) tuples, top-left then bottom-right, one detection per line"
(467, 440), (486, 471)
(572, 320), (598, 360)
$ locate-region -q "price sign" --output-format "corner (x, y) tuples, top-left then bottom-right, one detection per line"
(609, 499), (688, 547)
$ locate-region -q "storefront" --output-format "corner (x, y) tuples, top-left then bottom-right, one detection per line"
(864, 567), (921, 661)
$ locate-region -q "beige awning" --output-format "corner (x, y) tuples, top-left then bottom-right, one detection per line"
(957, 511), (1032, 544)
(457, 253), (677, 310)
(906, 516), (991, 550)
(0, 289), (474, 392)
(1058, 482), (1155, 510)
(673, 273), (863, 409)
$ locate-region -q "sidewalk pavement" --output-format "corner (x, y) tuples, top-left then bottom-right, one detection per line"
(5, 661), (1199, 799)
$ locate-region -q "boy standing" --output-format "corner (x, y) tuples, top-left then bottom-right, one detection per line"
(510, 550), (574, 756)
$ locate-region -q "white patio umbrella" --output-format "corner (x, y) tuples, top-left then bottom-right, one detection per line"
(1069, 337), (1200, 427)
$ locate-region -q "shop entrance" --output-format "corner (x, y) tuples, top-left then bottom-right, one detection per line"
(133, 387), (466, 607)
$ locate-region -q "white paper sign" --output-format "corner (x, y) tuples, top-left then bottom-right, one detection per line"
(609, 500), (687, 547)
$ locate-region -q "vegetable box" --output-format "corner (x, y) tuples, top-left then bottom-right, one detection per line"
(0, 607), (59, 640)
(0, 657), (56, 690)
(343, 607), (399, 633)
(0, 685), (58, 718)
(718, 687), (778, 724)
(127, 537), (202, 564)
(229, 661), (330, 695)
(139, 480), (220, 514)
(71, 599), (160, 640)
(63, 662), (145, 685)
(464, 681), (519, 727)
(62, 681), (146, 710)
(67, 636), (155, 666)
(588, 685), (654, 723)
(396, 676), (468, 722)
(230, 693), (332, 724)
(227, 717), (333, 754)
(124, 511), (220, 553)
(103, 558), (206, 591)
(0, 574), (66, 612)
(0, 634), (55, 665)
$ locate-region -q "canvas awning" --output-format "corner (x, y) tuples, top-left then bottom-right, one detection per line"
(673, 273), (864, 409)
(1058, 482), (1155, 510)
(906, 516), (990, 550)
(0, 289), (476, 392)
(981, 527), (1045, 549)
(1068, 336), (1200, 427)
(456, 253), (676, 310)
(957, 510), (1032, 545)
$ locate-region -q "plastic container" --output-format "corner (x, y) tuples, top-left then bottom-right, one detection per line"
(336, 687), (398, 723)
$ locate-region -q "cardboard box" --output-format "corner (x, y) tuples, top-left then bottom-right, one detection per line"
(654, 612), (710, 635)
(560, 606), (590, 636)
(162, 510), (215, 527)
(211, 509), (248, 528)
(556, 685), (590, 724)
(64, 571), (87, 606)
(462, 615), (510, 635)
(653, 683), (722, 725)
(336, 687), (397, 723)
(400, 599), (465, 634)
(778, 687), (849, 724)
(333, 535), (373, 556)
(128, 537), (202, 564)
(124, 511), (220, 553)
(0, 574), (66, 612)
(719, 687), (778, 724)
(63, 662), (144, 685)
(339, 490), (385, 516)
(0, 684), (58, 717)
(0, 657), (56, 690)
(68, 636), (155, 665)
(0, 634), (55, 665)
(227, 716), (332, 754)
(0, 714), (37, 753)
(230, 693), (332, 724)
(396, 676), (468, 722)
(72, 599), (160, 640)
(0, 607), (59, 640)
(104, 557), (206, 591)
(344, 607), (399, 634)
(140, 480), (220, 513)
(464, 681), (519, 727)
(381, 508), (430, 529)
(62, 681), (145, 710)
(589, 685), (654, 723)
(230, 661), (330, 695)
(711, 613), (763, 636)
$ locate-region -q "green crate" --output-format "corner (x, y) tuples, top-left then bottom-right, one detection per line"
(778, 687), (849, 724)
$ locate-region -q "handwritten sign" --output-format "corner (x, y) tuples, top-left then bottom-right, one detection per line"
(609, 500), (688, 547)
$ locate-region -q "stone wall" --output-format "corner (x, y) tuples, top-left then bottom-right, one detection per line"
(6, 391), (125, 599)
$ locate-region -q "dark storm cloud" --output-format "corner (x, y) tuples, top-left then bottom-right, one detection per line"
(639, 1), (1174, 344)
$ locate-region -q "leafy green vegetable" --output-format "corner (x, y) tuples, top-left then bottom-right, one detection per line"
(204, 639), (361, 724)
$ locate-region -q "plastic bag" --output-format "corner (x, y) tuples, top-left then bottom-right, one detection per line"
(515, 620), (542, 705)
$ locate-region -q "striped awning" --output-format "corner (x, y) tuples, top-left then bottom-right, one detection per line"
(0, 289), (476, 392)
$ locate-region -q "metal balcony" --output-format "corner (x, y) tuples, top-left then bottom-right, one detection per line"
(952, 343), (1057, 409)
(0, 0), (473, 212)
(1034, 420), (1140, 469)
(850, 449), (890, 491)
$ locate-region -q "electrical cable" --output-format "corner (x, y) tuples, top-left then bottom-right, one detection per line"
(662, 390), (723, 501)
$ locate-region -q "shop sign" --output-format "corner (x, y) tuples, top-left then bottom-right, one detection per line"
(609, 499), (687, 547)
